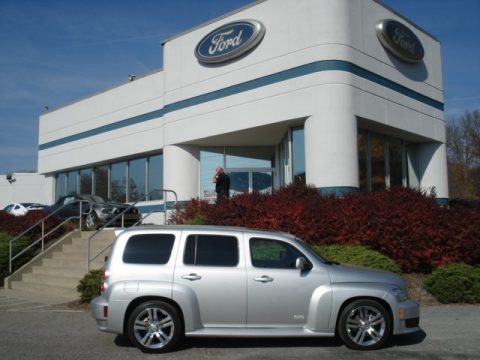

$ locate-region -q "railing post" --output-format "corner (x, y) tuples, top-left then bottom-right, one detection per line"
(9, 240), (12, 274)
(41, 220), (45, 253)
(79, 201), (83, 231)
(164, 190), (167, 224)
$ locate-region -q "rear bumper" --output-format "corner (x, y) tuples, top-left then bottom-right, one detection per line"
(91, 296), (109, 332)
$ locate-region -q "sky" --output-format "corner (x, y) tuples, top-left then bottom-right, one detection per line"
(0, 0), (479, 174)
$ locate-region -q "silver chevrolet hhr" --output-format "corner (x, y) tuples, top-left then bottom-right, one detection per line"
(91, 225), (420, 352)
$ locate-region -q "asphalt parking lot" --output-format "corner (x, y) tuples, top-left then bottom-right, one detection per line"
(0, 290), (479, 360)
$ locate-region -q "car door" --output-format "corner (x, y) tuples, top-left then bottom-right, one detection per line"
(173, 231), (247, 328)
(246, 236), (330, 327)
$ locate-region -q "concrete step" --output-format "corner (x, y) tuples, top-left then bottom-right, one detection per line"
(41, 257), (105, 270)
(32, 265), (88, 278)
(9, 280), (79, 301)
(21, 272), (83, 288)
(6, 229), (116, 304)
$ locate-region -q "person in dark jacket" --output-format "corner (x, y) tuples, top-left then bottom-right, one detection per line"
(212, 166), (230, 202)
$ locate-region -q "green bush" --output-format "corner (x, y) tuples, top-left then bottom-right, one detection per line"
(313, 244), (402, 274)
(424, 263), (480, 303)
(0, 232), (33, 287)
(77, 269), (102, 303)
(184, 214), (207, 225)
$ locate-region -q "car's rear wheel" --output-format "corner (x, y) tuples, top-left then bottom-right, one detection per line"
(127, 301), (182, 353)
(338, 299), (391, 350)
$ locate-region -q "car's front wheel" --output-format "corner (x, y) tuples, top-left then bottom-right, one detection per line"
(84, 212), (98, 230)
(338, 299), (392, 350)
(127, 301), (182, 353)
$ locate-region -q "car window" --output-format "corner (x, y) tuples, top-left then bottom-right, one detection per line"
(3, 204), (14, 212)
(63, 196), (76, 205)
(184, 234), (238, 267)
(250, 238), (307, 269)
(122, 234), (175, 264)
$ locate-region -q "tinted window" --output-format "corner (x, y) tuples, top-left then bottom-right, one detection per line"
(250, 238), (306, 269)
(184, 235), (238, 267)
(123, 234), (175, 264)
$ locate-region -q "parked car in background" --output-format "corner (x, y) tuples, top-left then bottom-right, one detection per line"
(45, 194), (142, 230)
(91, 225), (420, 353)
(2, 202), (46, 216)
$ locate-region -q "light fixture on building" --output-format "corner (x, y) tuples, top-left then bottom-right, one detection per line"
(128, 74), (136, 81)
(6, 173), (16, 183)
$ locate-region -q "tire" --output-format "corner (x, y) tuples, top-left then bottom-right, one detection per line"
(84, 212), (98, 230)
(337, 299), (392, 350)
(127, 301), (182, 353)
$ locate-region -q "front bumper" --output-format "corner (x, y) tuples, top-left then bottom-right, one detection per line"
(393, 299), (420, 335)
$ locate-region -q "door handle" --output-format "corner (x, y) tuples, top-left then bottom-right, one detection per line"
(182, 273), (202, 281)
(254, 275), (274, 283)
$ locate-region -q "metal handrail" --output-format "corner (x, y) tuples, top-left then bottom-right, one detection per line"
(8, 200), (93, 273)
(87, 189), (178, 271)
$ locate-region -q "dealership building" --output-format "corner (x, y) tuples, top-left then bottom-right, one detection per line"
(36, 0), (448, 215)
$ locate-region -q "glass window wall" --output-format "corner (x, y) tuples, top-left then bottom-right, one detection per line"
(111, 161), (127, 202)
(80, 168), (92, 194)
(94, 165), (109, 199)
(148, 155), (163, 200)
(128, 158), (146, 202)
(67, 171), (78, 195)
(358, 130), (412, 192)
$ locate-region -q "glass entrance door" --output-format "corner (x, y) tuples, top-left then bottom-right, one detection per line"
(229, 169), (273, 195)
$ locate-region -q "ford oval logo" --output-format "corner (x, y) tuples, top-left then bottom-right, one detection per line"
(195, 20), (265, 64)
(376, 19), (424, 64)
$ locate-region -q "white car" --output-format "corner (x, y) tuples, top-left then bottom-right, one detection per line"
(2, 202), (45, 216)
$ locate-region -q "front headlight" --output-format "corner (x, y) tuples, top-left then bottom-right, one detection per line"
(391, 287), (409, 302)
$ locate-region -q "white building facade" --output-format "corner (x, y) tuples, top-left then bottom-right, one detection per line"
(37, 0), (448, 214)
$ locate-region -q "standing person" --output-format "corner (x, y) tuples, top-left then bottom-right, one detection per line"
(212, 166), (230, 202)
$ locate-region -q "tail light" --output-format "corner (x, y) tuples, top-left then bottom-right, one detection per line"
(101, 270), (110, 294)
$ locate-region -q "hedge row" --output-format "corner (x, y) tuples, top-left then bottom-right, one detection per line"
(0, 210), (63, 242)
(170, 183), (480, 273)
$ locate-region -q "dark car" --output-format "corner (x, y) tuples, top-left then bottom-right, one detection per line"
(46, 194), (142, 230)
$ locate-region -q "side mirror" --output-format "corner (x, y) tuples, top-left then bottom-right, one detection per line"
(295, 257), (312, 271)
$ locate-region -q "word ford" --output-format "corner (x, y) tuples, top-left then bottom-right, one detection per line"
(209, 29), (243, 55)
(392, 28), (417, 56)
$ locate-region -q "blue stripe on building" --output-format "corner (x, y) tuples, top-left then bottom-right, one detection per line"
(39, 60), (444, 151)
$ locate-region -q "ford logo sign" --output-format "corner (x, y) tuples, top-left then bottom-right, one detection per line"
(195, 20), (265, 64)
(376, 19), (424, 64)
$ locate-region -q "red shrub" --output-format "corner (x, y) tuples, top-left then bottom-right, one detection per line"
(170, 183), (480, 273)
(0, 210), (64, 242)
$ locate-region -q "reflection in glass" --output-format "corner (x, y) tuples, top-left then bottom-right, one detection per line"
(129, 158), (146, 202)
(111, 162), (127, 202)
(80, 168), (92, 194)
(94, 165), (108, 199)
(225, 147), (274, 168)
(370, 135), (386, 191)
(253, 172), (273, 193)
(357, 132), (367, 191)
(229, 172), (249, 195)
(56, 173), (67, 201)
(148, 155), (163, 200)
(292, 127), (305, 184)
(388, 139), (403, 187)
(67, 171), (78, 195)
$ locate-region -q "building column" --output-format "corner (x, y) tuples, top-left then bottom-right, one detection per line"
(163, 145), (200, 202)
(418, 142), (449, 203)
(304, 87), (359, 195)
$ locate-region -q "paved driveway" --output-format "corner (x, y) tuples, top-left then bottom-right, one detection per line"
(0, 290), (479, 360)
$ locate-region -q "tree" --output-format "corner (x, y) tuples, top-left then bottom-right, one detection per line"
(446, 110), (480, 199)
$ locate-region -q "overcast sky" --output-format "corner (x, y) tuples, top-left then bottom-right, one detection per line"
(0, 0), (479, 174)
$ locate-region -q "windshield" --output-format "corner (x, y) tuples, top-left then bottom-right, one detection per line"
(3, 204), (14, 212)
